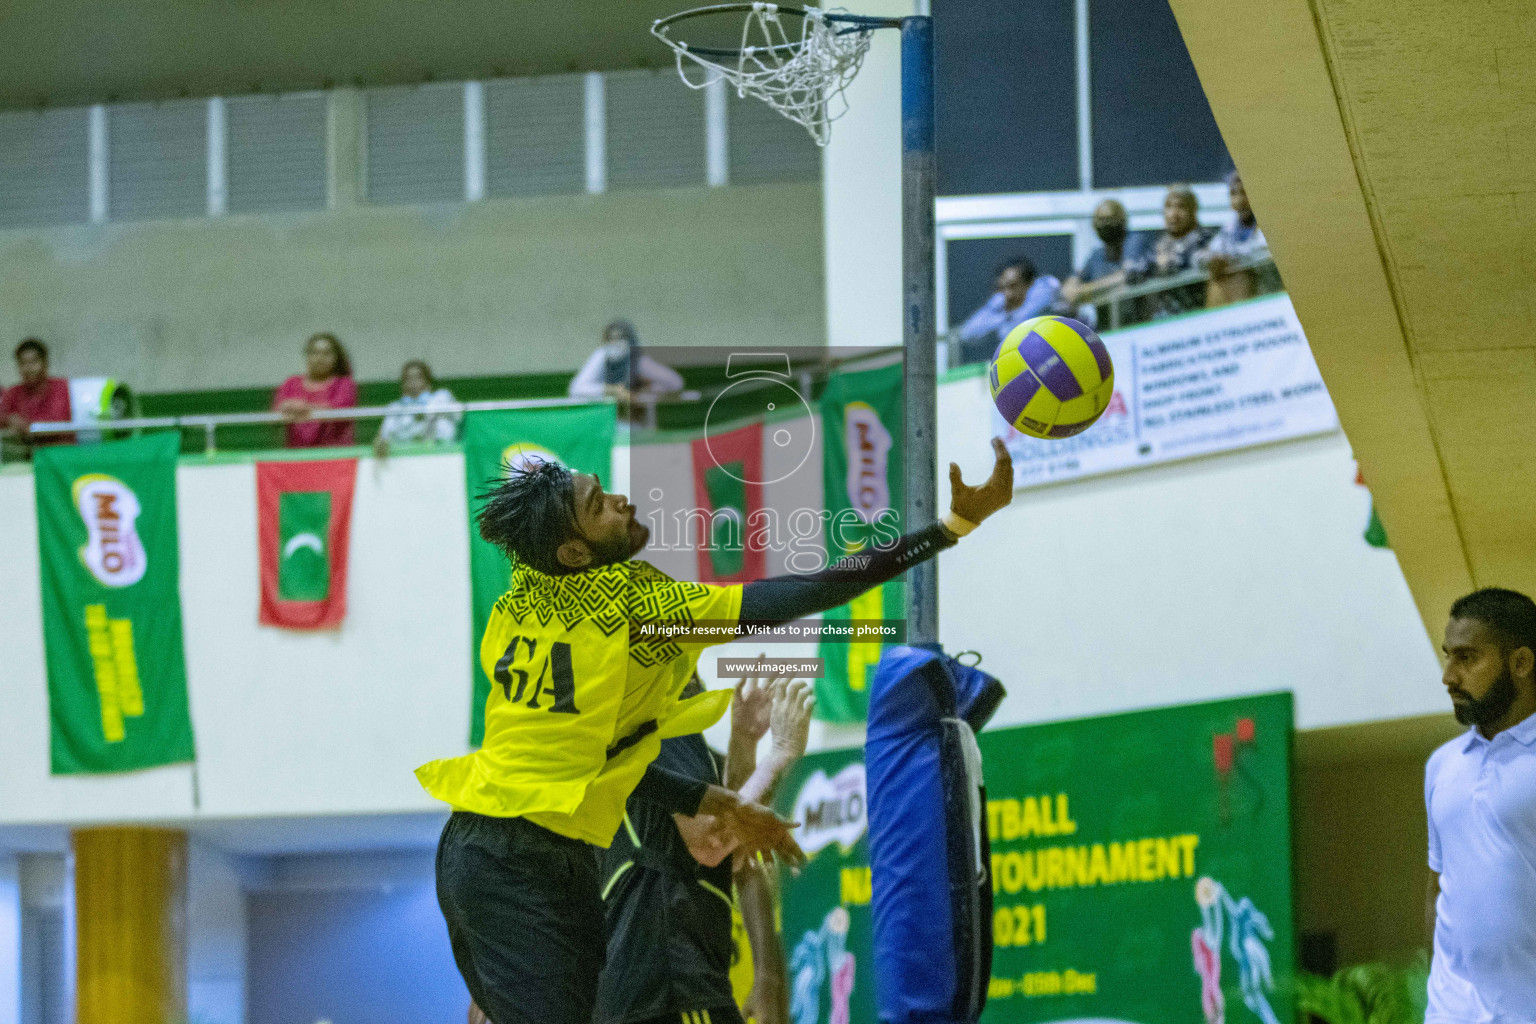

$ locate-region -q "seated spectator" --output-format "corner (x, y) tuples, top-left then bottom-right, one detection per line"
(1060, 199), (1148, 327)
(953, 256), (1063, 365)
(373, 359), (460, 457)
(1125, 185), (1216, 319)
(1061, 200), (1142, 302)
(1, 338), (73, 452)
(273, 332), (358, 448)
(1200, 171), (1280, 306)
(568, 320), (684, 402)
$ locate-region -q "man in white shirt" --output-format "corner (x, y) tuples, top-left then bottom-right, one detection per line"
(1426, 587), (1536, 1024)
(953, 256), (1062, 366)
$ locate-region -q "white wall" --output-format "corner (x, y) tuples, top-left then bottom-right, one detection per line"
(178, 455), (472, 819)
(0, 182), (825, 395)
(822, 0), (912, 350)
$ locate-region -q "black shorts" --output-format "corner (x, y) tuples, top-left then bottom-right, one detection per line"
(435, 811), (606, 1024)
(629, 1007), (745, 1024)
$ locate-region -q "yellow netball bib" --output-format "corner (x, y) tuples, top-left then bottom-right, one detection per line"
(415, 560), (740, 846)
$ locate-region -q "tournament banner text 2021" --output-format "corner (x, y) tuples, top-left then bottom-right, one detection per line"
(775, 692), (1295, 1024)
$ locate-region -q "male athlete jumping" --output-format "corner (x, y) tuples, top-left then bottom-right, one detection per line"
(417, 437), (1014, 1024)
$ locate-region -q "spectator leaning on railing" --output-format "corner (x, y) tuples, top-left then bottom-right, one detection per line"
(568, 319), (684, 402)
(1059, 198), (1148, 325)
(1124, 184), (1216, 320)
(373, 359), (460, 458)
(953, 255), (1063, 366)
(1, 338), (73, 453)
(1199, 171), (1279, 307)
(273, 332), (358, 449)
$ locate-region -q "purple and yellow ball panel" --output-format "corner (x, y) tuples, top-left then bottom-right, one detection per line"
(993, 369), (1042, 426)
(1047, 419), (1090, 438)
(1008, 324), (1083, 401)
(1036, 316), (1112, 394)
(1012, 388), (1061, 438)
(991, 315), (1115, 440)
(989, 348), (1030, 398)
(1056, 389), (1105, 428)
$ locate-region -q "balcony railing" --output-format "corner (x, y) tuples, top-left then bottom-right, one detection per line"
(939, 251), (1281, 368)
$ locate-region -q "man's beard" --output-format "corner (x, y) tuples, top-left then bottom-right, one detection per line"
(590, 518), (650, 567)
(1451, 665), (1519, 727)
(588, 532), (634, 567)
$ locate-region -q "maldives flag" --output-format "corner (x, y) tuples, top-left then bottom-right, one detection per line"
(689, 421), (766, 584)
(257, 459), (358, 629)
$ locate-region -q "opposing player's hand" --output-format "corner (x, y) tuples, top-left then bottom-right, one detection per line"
(948, 437), (1013, 525)
(698, 786), (806, 870)
(769, 678), (815, 766)
(674, 811), (735, 868)
(731, 663), (778, 745)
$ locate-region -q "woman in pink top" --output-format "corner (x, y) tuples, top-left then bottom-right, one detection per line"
(273, 332), (358, 448)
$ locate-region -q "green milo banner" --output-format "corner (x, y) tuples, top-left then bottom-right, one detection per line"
(34, 432), (196, 774)
(775, 692), (1295, 1024)
(463, 404), (616, 746)
(816, 361), (904, 722)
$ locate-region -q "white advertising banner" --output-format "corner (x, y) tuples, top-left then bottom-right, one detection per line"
(993, 293), (1338, 489)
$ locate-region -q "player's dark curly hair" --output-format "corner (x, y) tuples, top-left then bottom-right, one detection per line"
(1450, 587), (1536, 660)
(475, 457), (579, 575)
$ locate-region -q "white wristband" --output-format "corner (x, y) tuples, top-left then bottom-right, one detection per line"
(941, 511), (979, 537)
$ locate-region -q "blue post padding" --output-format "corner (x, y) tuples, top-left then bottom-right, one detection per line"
(899, 16), (935, 156)
(868, 694), (956, 1022)
(866, 646), (1004, 1024)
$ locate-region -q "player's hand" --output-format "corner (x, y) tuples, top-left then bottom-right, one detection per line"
(768, 678), (815, 767)
(276, 398), (312, 422)
(948, 437), (1013, 525)
(731, 664), (778, 746)
(698, 786), (806, 870)
(674, 811), (735, 868)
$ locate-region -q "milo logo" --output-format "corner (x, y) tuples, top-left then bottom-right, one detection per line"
(500, 443), (562, 478)
(73, 474), (147, 588)
(792, 763), (868, 856)
(844, 402), (891, 523)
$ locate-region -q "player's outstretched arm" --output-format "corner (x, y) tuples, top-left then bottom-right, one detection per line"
(737, 438), (1013, 628)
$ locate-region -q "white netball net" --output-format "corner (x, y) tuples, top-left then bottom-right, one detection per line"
(651, 4), (874, 146)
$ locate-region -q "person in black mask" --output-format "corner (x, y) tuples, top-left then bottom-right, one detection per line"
(1060, 199), (1142, 315)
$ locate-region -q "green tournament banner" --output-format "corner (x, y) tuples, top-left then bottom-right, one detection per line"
(463, 404), (616, 745)
(775, 692), (1295, 1024)
(34, 432), (196, 774)
(816, 361), (904, 722)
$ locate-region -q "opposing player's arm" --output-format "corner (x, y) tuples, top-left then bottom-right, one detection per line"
(737, 438), (1014, 629)
(737, 678), (814, 806)
(725, 672), (776, 792)
(738, 856), (790, 1024)
(633, 763), (806, 869)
